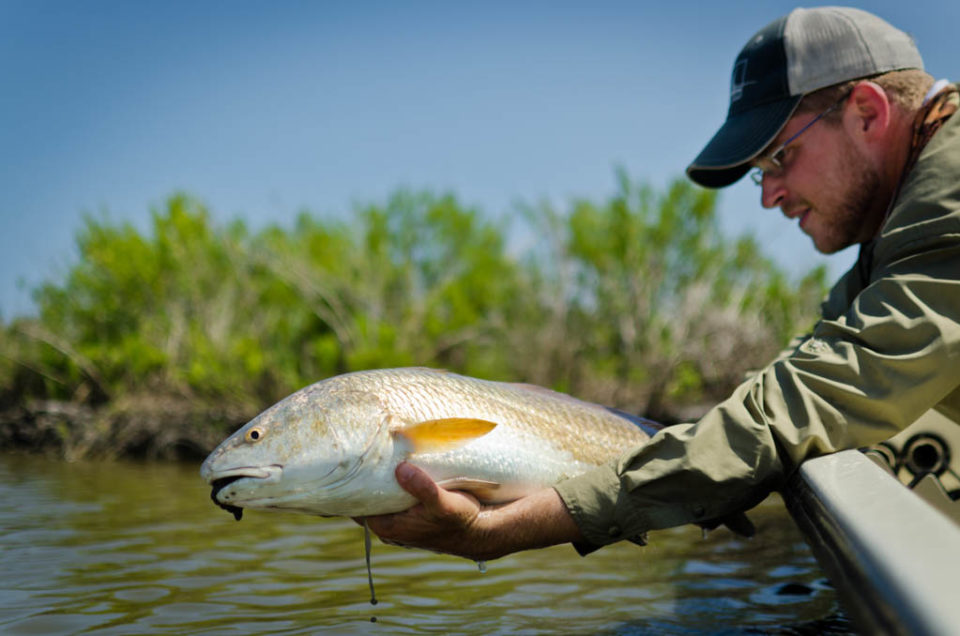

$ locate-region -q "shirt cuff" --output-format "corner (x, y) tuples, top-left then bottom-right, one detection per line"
(553, 462), (648, 551)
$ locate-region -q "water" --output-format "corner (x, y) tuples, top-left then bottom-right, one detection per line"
(0, 453), (850, 634)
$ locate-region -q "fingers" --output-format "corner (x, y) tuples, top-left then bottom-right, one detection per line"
(722, 511), (756, 538)
(359, 463), (446, 537)
(360, 510), (400, 537)
(362, 461), (487, 557)
(696, 511), (756, 538)
(394, 462), (442, 509)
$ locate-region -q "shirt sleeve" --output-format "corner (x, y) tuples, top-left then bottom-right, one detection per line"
(554, 225), (960, 550)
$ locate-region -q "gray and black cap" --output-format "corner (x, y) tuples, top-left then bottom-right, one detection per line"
(687, 6), (924, 189)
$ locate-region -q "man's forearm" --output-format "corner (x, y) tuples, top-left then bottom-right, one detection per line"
(472, 487), (585, 560)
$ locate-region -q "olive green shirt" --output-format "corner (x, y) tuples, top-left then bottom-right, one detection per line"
(555, 87), (960, 550)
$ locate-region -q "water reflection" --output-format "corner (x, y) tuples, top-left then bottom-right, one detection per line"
(0, 454), (849, 634)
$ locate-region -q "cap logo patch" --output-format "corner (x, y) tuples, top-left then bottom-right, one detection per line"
(730, 59), (755, 103)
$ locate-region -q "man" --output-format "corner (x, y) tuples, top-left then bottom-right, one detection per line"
(363, 6), (960, 559)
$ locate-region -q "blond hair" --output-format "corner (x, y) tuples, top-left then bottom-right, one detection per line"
(797, 69), (934, 122)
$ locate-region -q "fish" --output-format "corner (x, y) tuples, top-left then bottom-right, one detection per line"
(200, 367), (660, 520)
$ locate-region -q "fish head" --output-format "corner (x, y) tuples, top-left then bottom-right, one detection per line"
(200, 382), (391, 517)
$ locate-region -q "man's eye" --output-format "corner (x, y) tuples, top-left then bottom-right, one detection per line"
(771, 148), (788, 167)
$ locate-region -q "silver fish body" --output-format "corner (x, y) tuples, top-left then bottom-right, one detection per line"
(200, 367), (657, 518)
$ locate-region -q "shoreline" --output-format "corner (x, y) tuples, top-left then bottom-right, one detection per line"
(0, 397), (252, 462)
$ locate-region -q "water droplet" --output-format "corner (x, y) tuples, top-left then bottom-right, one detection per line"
(477, 560), (487, 573)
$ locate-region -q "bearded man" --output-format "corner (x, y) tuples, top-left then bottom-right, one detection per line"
(363, 6), (960, 561)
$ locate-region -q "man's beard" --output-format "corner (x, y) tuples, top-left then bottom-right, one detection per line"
(819, 139), (885, 254)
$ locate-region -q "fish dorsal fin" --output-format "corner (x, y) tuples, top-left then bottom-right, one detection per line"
(394, 418), (497, 453)
(436, 477), (502, 502)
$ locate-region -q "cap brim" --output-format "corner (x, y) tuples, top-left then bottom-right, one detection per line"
(686, 96), (802, 188)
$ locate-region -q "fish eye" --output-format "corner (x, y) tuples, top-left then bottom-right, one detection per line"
(245, 427), (265, 443)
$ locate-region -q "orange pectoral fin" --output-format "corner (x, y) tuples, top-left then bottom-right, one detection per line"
(393, 417), (497, 453)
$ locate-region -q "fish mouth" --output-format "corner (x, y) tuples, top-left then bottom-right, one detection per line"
(206, 465), (283, 521)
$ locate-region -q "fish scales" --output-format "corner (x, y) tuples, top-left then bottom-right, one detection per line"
(359, 369), (641, 463)
(201, 367), (654, 518)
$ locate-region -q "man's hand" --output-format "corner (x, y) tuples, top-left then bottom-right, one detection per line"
(360, 462), (491, 559)
(358, 462), (584, 561)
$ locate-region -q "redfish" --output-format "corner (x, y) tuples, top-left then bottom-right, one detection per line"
(201, 367), (658, 520)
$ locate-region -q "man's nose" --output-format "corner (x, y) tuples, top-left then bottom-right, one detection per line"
(759, 173), (787, 209)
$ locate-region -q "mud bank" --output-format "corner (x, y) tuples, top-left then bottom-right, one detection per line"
(0, 396), (252, 461)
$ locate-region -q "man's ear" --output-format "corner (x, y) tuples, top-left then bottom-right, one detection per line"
(844, 80), (891, 141)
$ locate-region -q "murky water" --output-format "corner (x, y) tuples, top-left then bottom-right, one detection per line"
(0, 453), (851, 634)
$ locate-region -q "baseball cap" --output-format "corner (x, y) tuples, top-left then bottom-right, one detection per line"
(686, 6), (924, 188)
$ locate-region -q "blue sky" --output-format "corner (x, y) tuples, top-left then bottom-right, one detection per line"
(1, 1), (956, 319)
